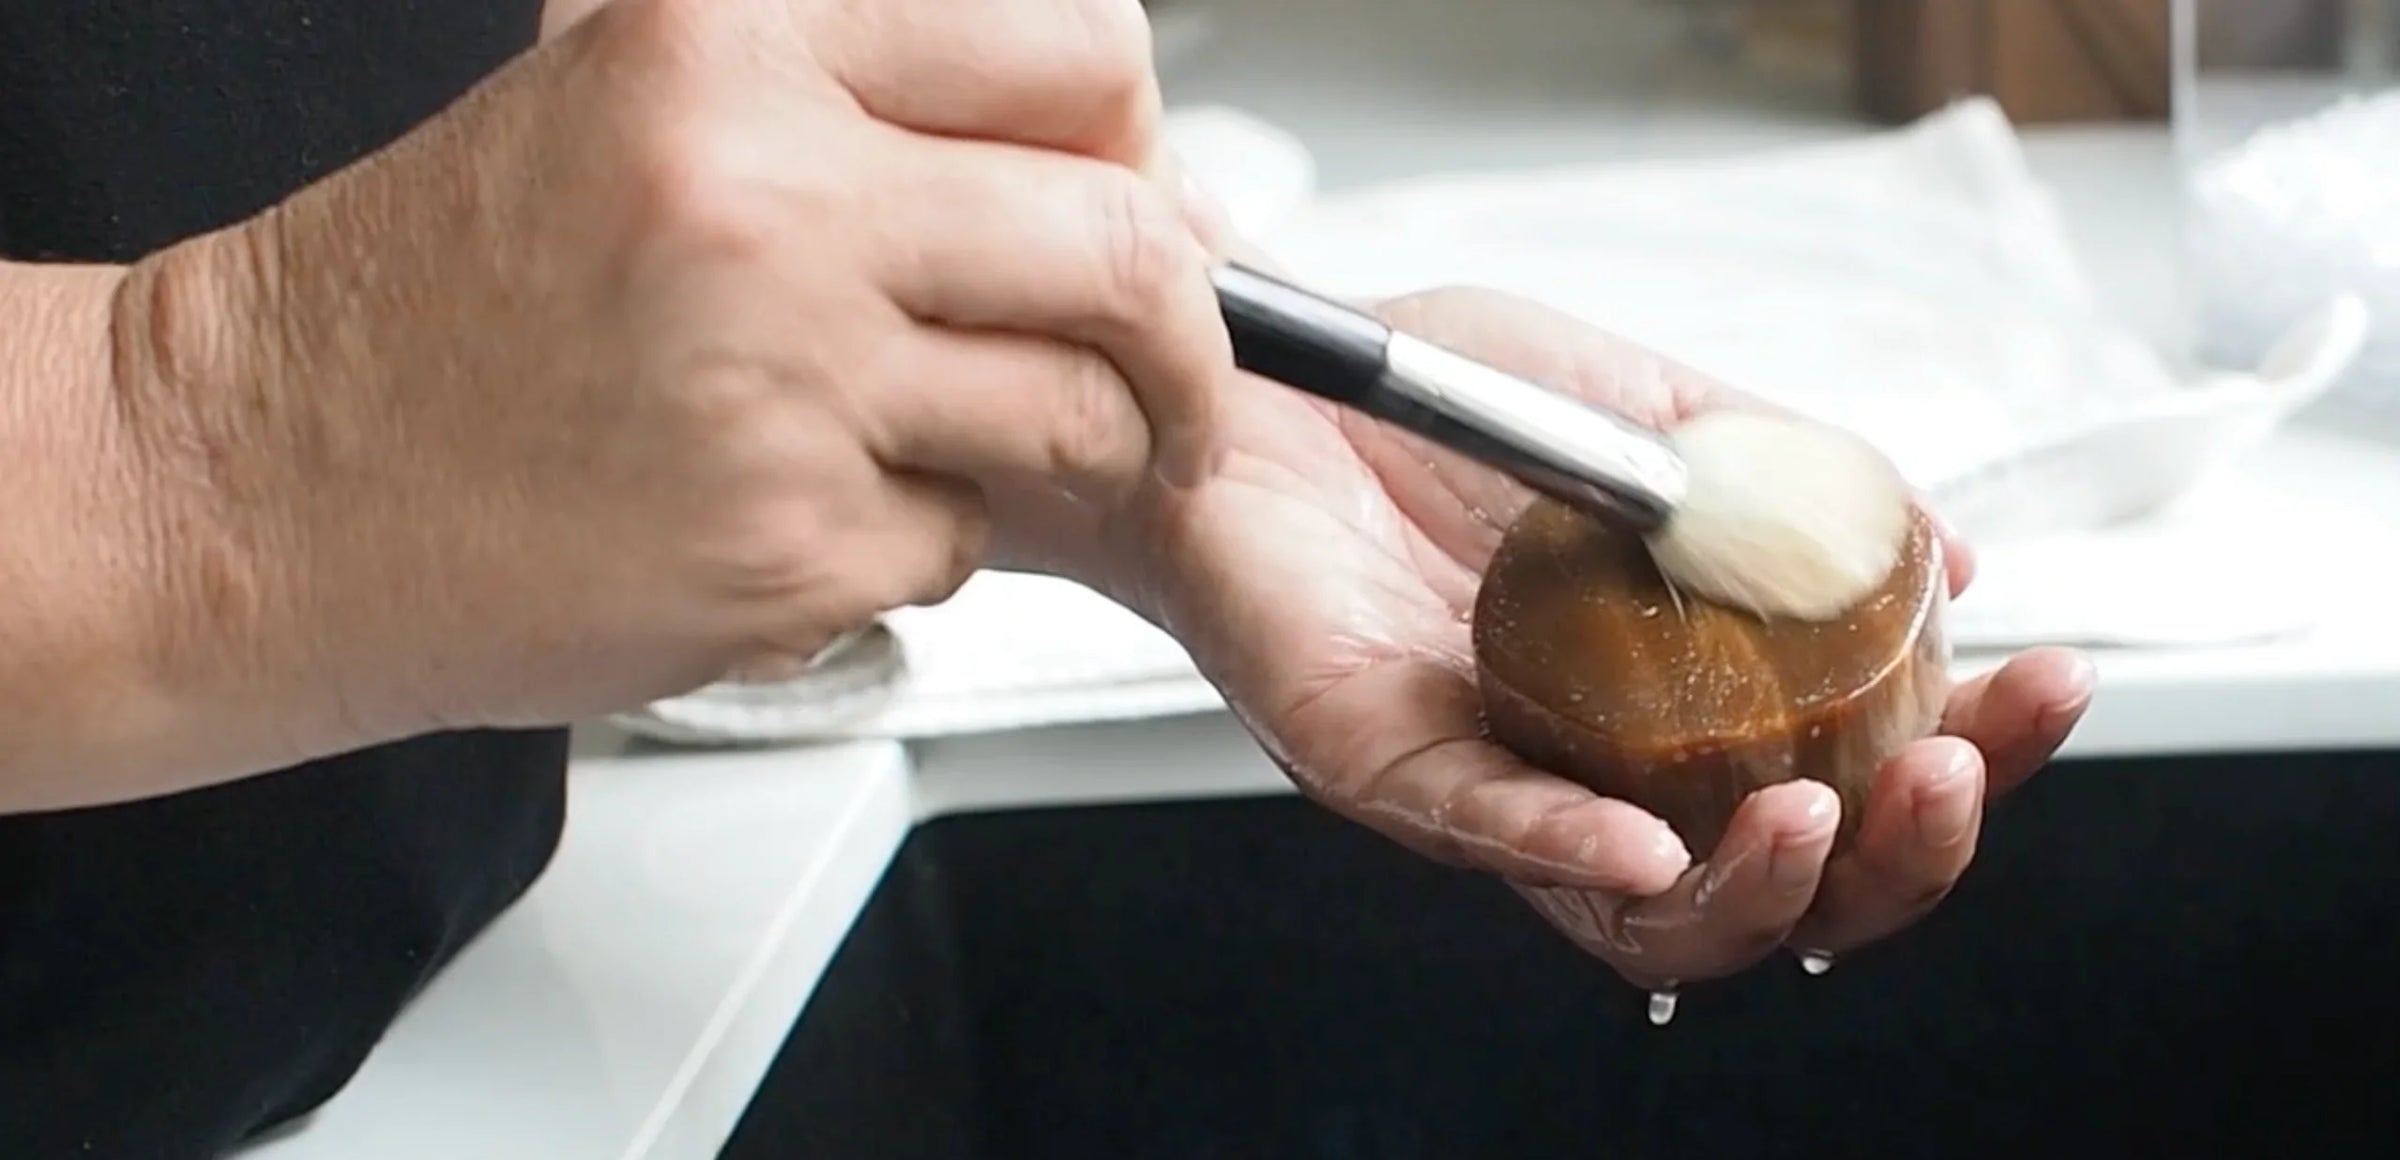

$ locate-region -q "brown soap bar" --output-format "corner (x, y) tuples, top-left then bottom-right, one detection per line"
(1473, 499), (1951, 858)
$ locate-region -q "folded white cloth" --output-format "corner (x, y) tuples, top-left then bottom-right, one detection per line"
(613, 100), (2359, 746)
(614, 570), (1213, 744)
(1263, 98), (2193, 494)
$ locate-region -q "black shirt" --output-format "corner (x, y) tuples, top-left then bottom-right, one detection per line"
(0, 3), (567, 1156)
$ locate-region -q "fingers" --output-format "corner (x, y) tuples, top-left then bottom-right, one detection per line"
(1518, 647), (2092, 983)
(1941, 646), (2096, 795)
(851, 469), (992, 612)
(1778, 649), (2093, 960)
(1516, 779), (1839, 990)
(874, 326), (1153, 499)
(1272, 656), (1692, 895)
(815, 0), (1161, 166)
(1432, 763), (1694, 895)
(1338, 739), (1695, 898)
(871, 134), (1228, 487)
(1139, 146), (1240, 260)
(749, 468), (987, 666)
(1785, 737), (1984, 957)
(1917, 495), (1977, 596)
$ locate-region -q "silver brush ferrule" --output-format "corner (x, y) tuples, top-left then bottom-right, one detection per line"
(1379, 333), (1690, 530)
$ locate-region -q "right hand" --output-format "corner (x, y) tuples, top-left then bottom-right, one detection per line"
(111, 0), (1228, 751)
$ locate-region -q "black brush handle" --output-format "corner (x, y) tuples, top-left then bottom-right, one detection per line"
(1210, 262), (1392, 407)
(1206, 261), (1687, 532)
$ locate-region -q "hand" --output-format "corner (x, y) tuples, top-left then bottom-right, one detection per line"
(110, 0), (1225, 757)
(1078, 283), (2095, 991)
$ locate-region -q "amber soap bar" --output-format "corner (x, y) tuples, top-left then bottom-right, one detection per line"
(1473, 500), (1951, 857)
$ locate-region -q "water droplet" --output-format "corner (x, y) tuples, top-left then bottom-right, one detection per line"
(1798, 950), (1835, 976)
(1647, 988), (1680, 1026)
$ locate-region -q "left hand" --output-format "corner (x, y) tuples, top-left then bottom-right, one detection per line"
(1025, 281), (2095, 992)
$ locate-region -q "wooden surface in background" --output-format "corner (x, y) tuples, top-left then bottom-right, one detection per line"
(1853, 0), (2172, 123)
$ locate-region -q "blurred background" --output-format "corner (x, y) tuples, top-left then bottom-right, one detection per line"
(1144, 0), (2393, 410)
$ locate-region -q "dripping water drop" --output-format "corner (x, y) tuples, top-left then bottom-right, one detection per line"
(1798, 950), (1835, 976)
(1646, 988), (1679, 1026)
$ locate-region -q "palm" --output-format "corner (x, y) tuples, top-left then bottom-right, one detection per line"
(1143, 287), (2094, 991)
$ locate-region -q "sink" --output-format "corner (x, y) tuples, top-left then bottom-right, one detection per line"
(723, 751), (2400, 1158)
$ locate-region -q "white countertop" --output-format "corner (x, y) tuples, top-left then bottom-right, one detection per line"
(242, 1), (2400, 1156)
(241, 740), (917, 1160)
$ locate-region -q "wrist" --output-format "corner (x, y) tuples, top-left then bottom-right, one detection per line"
(101, 223), (351, 776)
(0, 239), (335, 807)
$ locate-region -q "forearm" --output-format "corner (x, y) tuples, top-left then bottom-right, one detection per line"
(0, 245), (349, 812)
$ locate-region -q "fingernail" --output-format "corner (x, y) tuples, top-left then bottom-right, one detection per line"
(1769, 783), (1838, 890)
(2071, 652), (2098, 691)
(1175, 168), (1234, 254)
(1647, 823), (1694, 878)
(1587, 823), (1689, 896)
(1920, 500), (1962, 545)
(2038, 661), (2098, 734)
(2058, 651), (2099, 703)
(1915, 748), (1979, 848)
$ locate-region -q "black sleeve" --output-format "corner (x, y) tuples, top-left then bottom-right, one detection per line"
(0, 0), (538, 261)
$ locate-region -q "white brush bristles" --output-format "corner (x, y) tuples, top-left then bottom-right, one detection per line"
(1645, 411), (1913, 622)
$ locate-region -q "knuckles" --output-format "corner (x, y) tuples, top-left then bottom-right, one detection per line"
(825, 0), (1155, 110)
(585, 0), (858, 262)
(623, 131), (781, 268)
(1087, 168), (1201, 327)
(616, 107), (861, 271)
(595, 0), (1163, 155)
(705, 489), (859, 610)
(541, 0), (1172, 668)
(906, 503), (992, 610)
(1049, 0), (1157, 116)
(1040, 348), (1151, 490)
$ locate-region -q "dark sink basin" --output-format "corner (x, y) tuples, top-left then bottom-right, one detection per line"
(724, 750), (2400, 1159)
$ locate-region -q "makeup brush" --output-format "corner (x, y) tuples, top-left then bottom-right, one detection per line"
(1210, 262), (1913, 621)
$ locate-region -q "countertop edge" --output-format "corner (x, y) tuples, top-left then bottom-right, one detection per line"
(622, 747), (914, 1160)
